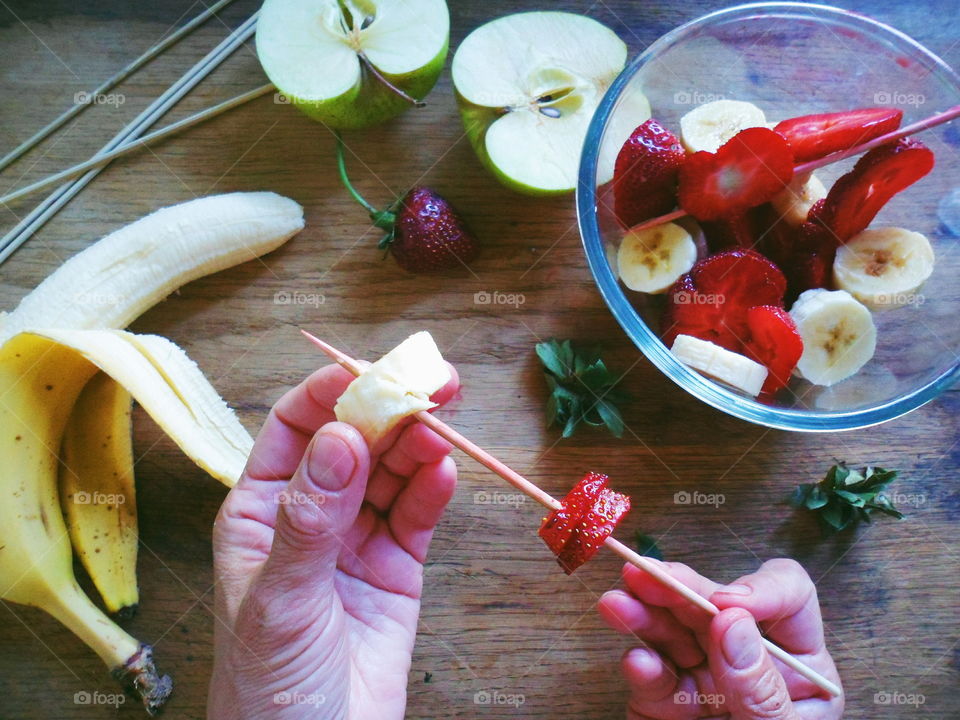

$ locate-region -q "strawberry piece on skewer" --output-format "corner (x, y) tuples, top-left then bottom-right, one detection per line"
(539, 472), (631, 574)
(774, 107), (903, 162)
(678, 127), (794, 221)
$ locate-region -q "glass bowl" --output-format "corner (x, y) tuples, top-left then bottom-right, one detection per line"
(577, 1), (960, 431)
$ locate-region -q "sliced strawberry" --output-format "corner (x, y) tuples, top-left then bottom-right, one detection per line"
(701, 205), (766, 252)
(817, 138), (935, 242)
(555, 487), (631, 575)
(613, 119), (685, 227)
(744, 305), (803, 395)
(538, 472), (607, 554)
(678, 127), (795, 221)
(662, 249), (787, 352)
(774, 107), (903, 162)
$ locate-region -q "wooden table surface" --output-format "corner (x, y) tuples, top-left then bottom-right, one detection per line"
(1, 1), (958, 718)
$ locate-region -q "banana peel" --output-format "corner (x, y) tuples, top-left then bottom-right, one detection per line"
(60, 372), (140, 617)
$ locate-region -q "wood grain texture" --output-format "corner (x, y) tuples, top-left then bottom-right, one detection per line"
(0, 0), (958, 718)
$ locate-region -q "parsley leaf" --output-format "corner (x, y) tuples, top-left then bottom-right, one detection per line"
(535, 339), (628, 438)
(789, 462), (904, 534)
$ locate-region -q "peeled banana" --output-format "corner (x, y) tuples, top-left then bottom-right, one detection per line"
(790, 289), (877, 386)
(671, 334), (768, 396)
(617, 222), (697, 293)
(0, 334), (171, 714)
(335, 331), (451, 444)
(833, 227), (934, 308)
(679, 99), (767, 153)
(60, 372), (139, 617)
(0, 191), (304, 343)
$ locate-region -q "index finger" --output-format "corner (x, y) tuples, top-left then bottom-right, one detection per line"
(242, 363), (357, 482)
(709, 558), (824, 655)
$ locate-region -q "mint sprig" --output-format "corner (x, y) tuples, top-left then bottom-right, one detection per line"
(535, 339), (627, 438)
(635, 531), (664, 561)
(789, 463), (903, 533)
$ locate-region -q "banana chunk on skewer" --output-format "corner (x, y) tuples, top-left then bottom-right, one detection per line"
(789, 289), (877, 386)
(335, 332), (451, 444)
(770, 173), (827, 227)
(833, 227), (934, 309)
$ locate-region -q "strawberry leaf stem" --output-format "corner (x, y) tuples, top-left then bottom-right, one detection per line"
(334, 132), (397, 242)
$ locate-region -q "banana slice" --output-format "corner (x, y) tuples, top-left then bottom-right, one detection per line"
(789, 289), (877, 386)
(679, 100), (767, 153)
(833, 227), (934, 309)
(671, 334), (768, 396)
(617, 222), (696, 293)
(770, 172), (827, 227)
(335, 331), (451, 445)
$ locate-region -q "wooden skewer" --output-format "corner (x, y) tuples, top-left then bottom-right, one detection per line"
(0, 0), (240, 174)
(0, 84), (275, 206)
(626, 104), (960, 236)
(300, 329), (842, 698)
(0, 11), (260, 266)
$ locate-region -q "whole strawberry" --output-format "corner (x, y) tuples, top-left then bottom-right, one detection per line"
(335, 133), (478, 273)
(613, 119), (685, 227)
(380, 186), (478, 273)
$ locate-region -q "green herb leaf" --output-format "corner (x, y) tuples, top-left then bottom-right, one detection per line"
(789, 463), (905, 534)
(535, 338), (628, 439)
(635, 531), (664, 561)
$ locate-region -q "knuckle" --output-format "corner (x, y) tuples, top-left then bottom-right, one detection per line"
(761, 557), (805, 579)
(740, 664), (793, 718)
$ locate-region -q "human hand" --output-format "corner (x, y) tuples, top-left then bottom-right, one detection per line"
(598, 558), (844, 719)
(207, 362), (459, 719)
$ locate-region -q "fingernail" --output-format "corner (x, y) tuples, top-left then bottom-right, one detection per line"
(308, 432), (357, 491)
(722, 616), (763, 670)
(718, 583), (752, 596)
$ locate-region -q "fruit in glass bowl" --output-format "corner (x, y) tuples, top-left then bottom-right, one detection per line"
(577, 3), (960, 431)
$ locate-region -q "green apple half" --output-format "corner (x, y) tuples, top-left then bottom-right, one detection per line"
(452, 12), (649, 195)
(256, 0), (449, 130)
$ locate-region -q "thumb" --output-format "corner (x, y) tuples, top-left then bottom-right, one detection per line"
(708, 608), (800, 720)
(259, 421), (370, 599)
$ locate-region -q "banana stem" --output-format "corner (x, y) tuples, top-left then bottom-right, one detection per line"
(44, 584), (172, 714)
